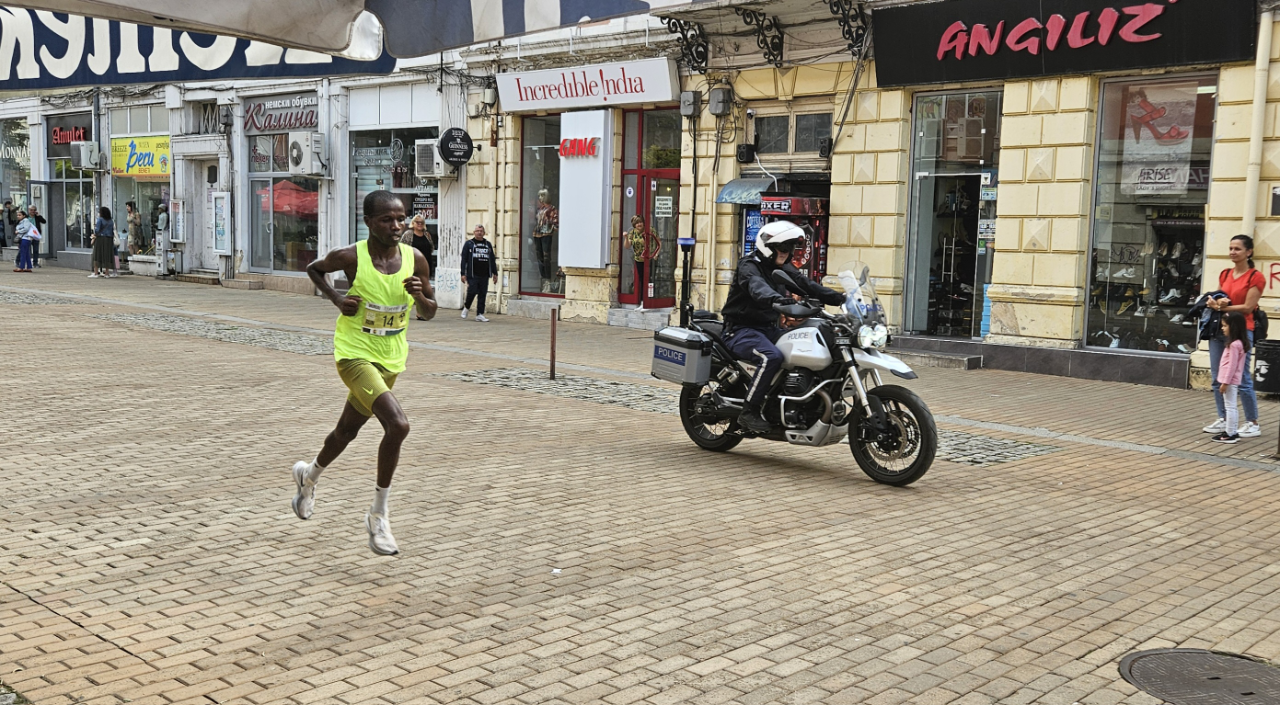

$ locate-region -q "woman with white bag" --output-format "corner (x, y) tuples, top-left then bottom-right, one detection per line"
(12, 209), (39, 273)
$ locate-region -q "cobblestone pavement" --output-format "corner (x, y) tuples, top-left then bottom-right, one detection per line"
(440, 369), (1060, 467)
(89, 313), (334, 356)
(6, 269), (1280, 705)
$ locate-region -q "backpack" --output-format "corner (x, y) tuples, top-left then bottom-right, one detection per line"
(1255, 308), (1269, 341)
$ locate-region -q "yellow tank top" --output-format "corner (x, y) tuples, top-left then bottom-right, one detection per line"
(333, 240), (416, 373)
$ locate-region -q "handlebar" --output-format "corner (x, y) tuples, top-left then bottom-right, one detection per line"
(773, 302), (824, 318)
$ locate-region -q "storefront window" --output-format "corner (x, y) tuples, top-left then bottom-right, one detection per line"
(251, 176), (319, 272)
(350, 127), (439, 243)
(642, 110), (681, 169)
(1087, 75), (1217, 353)
(520, 116), (561, 295)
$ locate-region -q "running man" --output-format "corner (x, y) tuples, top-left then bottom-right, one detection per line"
(294, 190), (437, 555)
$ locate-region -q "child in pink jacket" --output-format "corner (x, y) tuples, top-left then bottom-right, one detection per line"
(1214, 311), (1251, 444)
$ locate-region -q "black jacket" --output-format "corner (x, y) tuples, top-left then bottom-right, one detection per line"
(722, 250), (844, 330)
(461, 238), (496, 279)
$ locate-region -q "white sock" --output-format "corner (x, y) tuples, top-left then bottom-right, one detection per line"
(305, 458), (326, 484)
(371, 486), (390, 516)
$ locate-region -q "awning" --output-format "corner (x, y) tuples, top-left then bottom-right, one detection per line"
(716, 178), (776, 206)
(3, 0), (714, 60)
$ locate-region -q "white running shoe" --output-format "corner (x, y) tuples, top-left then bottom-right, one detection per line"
(1239, 422), (1262, 438)
(88, 273), (98, 278)
(1203, 418), (1226, 433)
(291, 461), (315, 520)
(476, 314), (490, 322)
(365, 512), (399, 555)
(460, 309), (467, 319)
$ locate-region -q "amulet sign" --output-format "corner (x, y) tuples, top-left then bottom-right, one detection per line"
(873, 0), (1257, 87)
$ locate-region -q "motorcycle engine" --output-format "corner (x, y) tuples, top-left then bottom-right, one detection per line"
(782, 370), (816, 398)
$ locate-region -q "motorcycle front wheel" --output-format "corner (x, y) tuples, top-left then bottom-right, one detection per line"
(679, 382), (743, 452)
(850, 384), (936, 486)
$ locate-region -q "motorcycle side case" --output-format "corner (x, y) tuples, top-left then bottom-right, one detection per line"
(652, 327), (713, 385)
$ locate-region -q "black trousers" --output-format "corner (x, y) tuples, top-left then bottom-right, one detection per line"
(634, 260), (646, 305)
(535, 236), (554, 280)
(465, 277), (489, 315)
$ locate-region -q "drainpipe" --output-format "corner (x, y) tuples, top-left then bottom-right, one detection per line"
(1244, 10), (1274, 235)
(705, 122), (721, 312)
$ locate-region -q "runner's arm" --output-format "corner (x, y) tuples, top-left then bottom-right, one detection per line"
(307, 246), (362, 315)
(404, 248), (438, 321)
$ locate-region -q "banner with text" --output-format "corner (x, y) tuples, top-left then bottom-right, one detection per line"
(0, 6), (394, 90)
(111, 136), (171, 180)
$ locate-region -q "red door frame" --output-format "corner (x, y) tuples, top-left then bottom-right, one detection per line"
(619, 107), (680, 307)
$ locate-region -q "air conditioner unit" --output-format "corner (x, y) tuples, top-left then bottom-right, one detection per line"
(70, 141), (101, 170)
(288, 132), (326, 176)
(415, 139), (451, 179)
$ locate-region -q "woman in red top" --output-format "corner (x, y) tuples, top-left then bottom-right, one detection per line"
(1204, 235), (1265, 437)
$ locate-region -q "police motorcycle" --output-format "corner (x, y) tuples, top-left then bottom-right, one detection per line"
(652, 261), (937, 486)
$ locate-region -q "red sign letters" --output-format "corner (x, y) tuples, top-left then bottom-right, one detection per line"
(937, 3), (1168, 61)
(558, 137), (600, 158)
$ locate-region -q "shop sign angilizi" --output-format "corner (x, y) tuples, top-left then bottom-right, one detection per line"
(873, 0), (1257, 87)
(111, 136), (171, 180)
(0, 6), (394, 90)
(1121, 82), (1196, 196)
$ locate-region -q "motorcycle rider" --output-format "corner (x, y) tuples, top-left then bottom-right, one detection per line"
(722, 221), (846, 433)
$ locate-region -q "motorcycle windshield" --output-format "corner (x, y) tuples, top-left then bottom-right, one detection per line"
(836, 261), (885, 327)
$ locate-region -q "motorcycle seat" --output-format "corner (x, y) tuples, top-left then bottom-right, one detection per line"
(696, 320), (725, 341)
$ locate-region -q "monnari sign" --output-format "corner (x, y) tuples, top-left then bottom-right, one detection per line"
(873, 0), (1257, 87)
(496, 58), (678, 112)
(243, 93), (318, 135)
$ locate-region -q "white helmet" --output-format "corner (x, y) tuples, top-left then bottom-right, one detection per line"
(755, 220), (807, 258)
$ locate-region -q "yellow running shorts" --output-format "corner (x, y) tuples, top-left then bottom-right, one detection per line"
(336, 358), (398, 416)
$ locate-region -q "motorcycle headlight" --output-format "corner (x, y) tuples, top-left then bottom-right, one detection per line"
(857, 325), (877, 349)
(872, 324), (889, 348)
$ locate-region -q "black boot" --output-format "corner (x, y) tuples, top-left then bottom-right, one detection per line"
(737, 404), (771, 433)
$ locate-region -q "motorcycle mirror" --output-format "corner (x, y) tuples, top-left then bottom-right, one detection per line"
(770, 269), (802, 293)
(857, 264), (871, 286)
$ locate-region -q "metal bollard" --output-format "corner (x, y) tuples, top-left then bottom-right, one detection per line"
(550, 306), (558, 380)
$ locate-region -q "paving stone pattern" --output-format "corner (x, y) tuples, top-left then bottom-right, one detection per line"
(88, 312), (333, 356)
(0, 290), (82, 305)
(9, 270), (1280, 705)
(440, 368), (1060, 467)
(0, 682), (30, 705)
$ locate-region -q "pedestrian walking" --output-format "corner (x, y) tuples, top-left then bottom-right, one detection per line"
(1203, 235), (1265, 438)
(91, 207), (115, 278)
(460, 224), (497, 322)
(1213, 312), (1252, 444)
(12, 209), (37, 272)
(0, 199), (15, 248)
(293, 190), (437, 555)
(408, 214), (436, 271)
(28, 206), (46, 268)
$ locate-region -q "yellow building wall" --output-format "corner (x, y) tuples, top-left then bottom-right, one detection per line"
(988, 77), (1095, 348)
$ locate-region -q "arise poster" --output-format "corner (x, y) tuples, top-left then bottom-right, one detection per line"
(1121, 82), (1197, 196)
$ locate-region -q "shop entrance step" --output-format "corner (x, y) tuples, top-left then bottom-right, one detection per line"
(505, 297), (561, 320)
(175, 271), (220, 285)
(607, 307), (673, 331)
(221, 278), (264, 290)
(892, 349), (982, 370)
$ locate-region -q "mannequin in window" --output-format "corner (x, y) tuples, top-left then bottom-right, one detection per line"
(534, 188), (558, 293)
(628, 215), (661, 309)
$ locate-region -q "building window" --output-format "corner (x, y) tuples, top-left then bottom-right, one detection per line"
(756, 116), (789, 154)
(110, 104), (168, 135)
(1086, 75), (1217, 353)
(520, 115), (561, 295)
(350, 127), (440, 244)
(794, 113), (832, 153)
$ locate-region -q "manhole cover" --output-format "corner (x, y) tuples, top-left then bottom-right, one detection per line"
(1119, 649), (1280, 704)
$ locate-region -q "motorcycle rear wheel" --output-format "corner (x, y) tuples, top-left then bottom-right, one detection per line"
(850, 384), (936, 486)
(679, 382), (743, 452)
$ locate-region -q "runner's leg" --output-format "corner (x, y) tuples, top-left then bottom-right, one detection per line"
(317, 401), (373, 469)
(369, 391), (410, 491)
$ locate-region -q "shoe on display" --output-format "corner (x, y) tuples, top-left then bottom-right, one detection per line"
(1123, 287), (1136, 297)
(1091, 285), (1103, 297)
(1109, 335), (1122, 348)
(1169, 313), (1186, 324)
(476, 314), (490, 322)
(1096, 266), (1108, 280)
(1172, 242), (1184, 259)
(1159, 243), (1169, 257)
(960, 283), (974, 293)
(1139, 287), (1151, 297)
(365, 512), (399, 555)
(460, 309), (467, 319)
(1159, 289), (1181, 305)
(1120, 267), (1138, 278)
(1239, 422), (1262, 438)
(1097, 298), (1108, 314)
(1156, 339), (1170, 352)
(1203, 418), (1226, 433)
(1118, 299), (1135, 315)
(291, 461), (315, 520)
(1192, 252), (1202, 265)
(1183, 317), (1196, 327)
(1211, 432), (1240, 444)
(1177, 343), (1196, 354)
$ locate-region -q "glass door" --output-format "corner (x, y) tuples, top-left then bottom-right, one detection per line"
(905, 90), (1002, 338)
(647, 177), (679, 307)
(250, 178), (272, 271)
